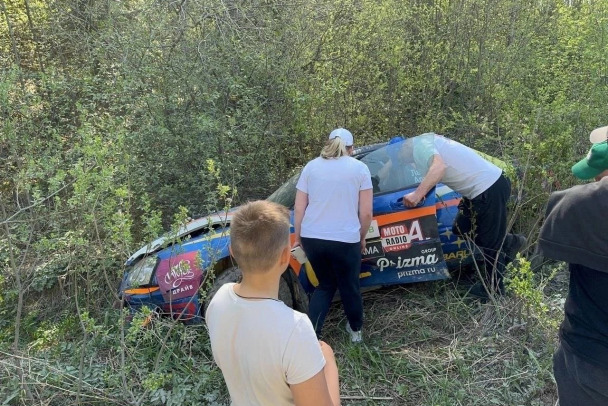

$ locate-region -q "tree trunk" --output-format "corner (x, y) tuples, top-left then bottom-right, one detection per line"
(0, 0), (24, 87)
(23, 0), (45, 73)
(0, 203), (33, 402)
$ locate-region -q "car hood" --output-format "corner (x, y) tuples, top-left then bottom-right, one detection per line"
(125, 210), (234, 266)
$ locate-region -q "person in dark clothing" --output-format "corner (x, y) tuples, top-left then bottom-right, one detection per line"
(537, 138), (608, 406)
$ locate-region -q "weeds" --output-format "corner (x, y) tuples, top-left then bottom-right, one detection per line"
(318, 273), (563, 406)
(0, 260), (566, 405)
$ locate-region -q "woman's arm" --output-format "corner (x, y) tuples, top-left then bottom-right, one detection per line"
(294, 190), (309, 247)
(358, 188), (373, 253)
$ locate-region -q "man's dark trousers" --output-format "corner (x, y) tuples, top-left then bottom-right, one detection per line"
(553, 344), (608, 405)
(452, 173), (511, 291)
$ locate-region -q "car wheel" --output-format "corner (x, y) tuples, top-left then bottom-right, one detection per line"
(203, 267), (309, 315)
(279, 267), (309, 313)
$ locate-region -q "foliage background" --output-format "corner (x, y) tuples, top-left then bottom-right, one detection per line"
(1, 0), (607, 404)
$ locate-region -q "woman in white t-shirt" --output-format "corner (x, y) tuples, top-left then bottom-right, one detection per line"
(294, 128), (373, 342)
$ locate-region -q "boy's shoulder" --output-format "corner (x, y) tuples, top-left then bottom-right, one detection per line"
(205, 282), (235, 320)
(208, 281), (235, 304)
(206, 284), (317, 355)
(206, 283), (309, 325)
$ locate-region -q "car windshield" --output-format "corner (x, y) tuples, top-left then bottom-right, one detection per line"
(267, 172), (301, 208)
(361, 136), (432, 194)
(266, 135), (434, 207)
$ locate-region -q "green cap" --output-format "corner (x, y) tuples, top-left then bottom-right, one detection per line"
(571, 141), (608, 180)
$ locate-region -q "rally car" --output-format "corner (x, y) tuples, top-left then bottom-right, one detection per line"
(119, 134), (504, 323)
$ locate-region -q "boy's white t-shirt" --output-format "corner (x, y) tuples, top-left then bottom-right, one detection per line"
(413, 134), (502, 199)
(296, 156), (373, 243)
(205, 283), (326, 406)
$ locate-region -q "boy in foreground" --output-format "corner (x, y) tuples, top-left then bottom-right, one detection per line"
(206, 200), (341, 406)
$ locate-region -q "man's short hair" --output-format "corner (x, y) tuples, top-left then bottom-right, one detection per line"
(230, 200), (290, 273)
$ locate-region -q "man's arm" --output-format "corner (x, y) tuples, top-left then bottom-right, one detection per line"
(294, 190), (308, 247)
(291, 341), (340, 406)
(377, 159), (393, 181)
(404, 154), (446, 208)
(358, 188), (373, 253)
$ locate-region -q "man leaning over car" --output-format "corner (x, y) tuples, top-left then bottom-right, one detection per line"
(399, 133), (526, 298)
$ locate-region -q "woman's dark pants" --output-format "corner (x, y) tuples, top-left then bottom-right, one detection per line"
(301, 238), (363, 338)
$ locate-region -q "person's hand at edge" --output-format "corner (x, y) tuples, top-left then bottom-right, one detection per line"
(404, 190), (425, 208)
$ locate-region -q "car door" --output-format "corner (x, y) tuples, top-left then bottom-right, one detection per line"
(358, 136), (450, 287)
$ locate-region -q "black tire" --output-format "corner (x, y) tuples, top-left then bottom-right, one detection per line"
(203, 266), (309, 315)
(203, 266), (243, 315)
(279, 267), (309, 313)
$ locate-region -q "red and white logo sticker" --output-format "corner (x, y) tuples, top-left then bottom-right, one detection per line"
(380, 220), (425, 252)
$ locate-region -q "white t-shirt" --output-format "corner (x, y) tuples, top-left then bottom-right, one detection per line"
(414, 133), (502, 199)
(296, 156), (373, 243)
(205, 283), (326, 406)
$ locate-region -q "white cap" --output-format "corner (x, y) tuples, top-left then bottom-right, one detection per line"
(590, 126), (608, 144)
(328, 128), (353, 147)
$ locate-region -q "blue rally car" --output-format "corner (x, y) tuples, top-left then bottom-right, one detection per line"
(119, 134), (506, 323)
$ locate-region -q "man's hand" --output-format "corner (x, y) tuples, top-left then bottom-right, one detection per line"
(404, 190), (424, 208)
(403, 154), (445, 208)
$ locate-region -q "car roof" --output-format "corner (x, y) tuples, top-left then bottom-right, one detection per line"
(125, 212), (232, 265)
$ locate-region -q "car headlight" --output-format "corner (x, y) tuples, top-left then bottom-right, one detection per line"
(125, 256), (158, 288)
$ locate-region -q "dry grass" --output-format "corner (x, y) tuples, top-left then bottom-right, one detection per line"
(0, 262), (565, 406)
(320, 268), (564, 406)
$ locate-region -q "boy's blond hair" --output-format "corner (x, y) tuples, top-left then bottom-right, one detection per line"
(230, 200), (290, 273)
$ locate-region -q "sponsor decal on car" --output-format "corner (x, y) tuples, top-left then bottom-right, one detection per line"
(376, 245), (439, 273)
(379, 255), (439, 273)
(444, 249), (470, 261)
(357, 206), (450, 286)
(362, 239), (385, 260)
(380, 220), (425, 252)
(156, 251), (203, 301)
(361, 241), (448, 286)
(365, 220), (380, 239)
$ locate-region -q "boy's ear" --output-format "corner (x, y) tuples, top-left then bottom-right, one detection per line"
(279, 244), (291, 265)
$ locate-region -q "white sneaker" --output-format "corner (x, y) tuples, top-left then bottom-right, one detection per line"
(345, 323), (363, 343)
